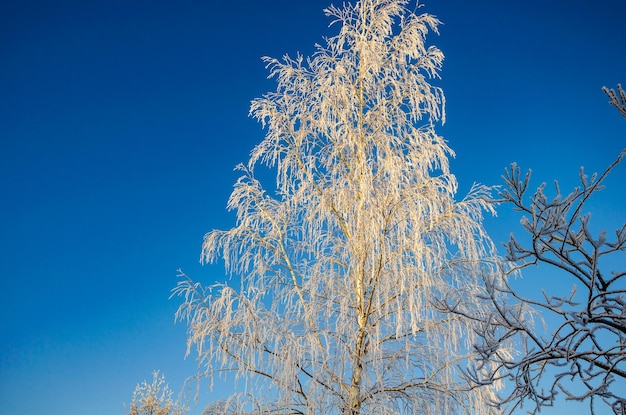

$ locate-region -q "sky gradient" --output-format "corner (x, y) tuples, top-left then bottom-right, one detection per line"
(1, 0), (625, 414)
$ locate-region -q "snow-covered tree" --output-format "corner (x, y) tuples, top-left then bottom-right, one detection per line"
(467, 99), (626, 414)
(174, 1), (510, 413)
(127, 371), (187, 415)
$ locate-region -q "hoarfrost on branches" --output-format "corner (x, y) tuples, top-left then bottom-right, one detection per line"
(174, 1), (511, 413)
(470, 146), (626, 415)
(603, 84), (626, 119)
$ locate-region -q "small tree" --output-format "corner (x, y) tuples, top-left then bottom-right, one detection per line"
(174, 1), (511, 413)
(127, 371), (187, 415)
(469, 96), (626, 414)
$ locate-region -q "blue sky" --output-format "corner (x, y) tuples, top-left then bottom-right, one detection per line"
(1, 0), (624, 414)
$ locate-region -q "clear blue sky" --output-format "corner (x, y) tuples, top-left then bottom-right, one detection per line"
(1, 0), (624, 414)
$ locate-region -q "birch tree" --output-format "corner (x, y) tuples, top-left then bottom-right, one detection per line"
(468, 98), (626, 414)
(174, 1), (509, 413)
(127, 371), (187, 415)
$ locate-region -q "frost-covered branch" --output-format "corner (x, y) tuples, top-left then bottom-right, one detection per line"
(603, 84), (626, 119)
(471, 148), (626, 415)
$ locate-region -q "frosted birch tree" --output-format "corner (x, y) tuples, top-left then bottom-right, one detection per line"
(127, 371), (187, 415)
(174, 1), (510, 413)
(464, 98), (626, 414)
